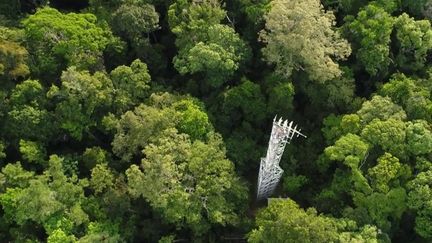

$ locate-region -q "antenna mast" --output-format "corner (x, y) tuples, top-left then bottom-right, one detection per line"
(257, 116), (306, 200)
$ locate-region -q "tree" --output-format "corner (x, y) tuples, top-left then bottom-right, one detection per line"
(90, 163), (114, 194)
(394, 13), (432, 72)
(172, 99), (212, 141)
(299, 67), (359, 112)
(0, 155), (89, 236)
(168, 0), (225, 49)
(324, 133), (369, 169)
(0, 0), (21, 18)
(173, 25), (249, 88)
(110, 59), (152, 113)
(406, 121), (432, 156)
(356, 95), (406, 124)
(248, 198), (379, 243)
(219, 78), (266, 126)
(260, 0), (351, 82)
(22, 7), (120, 80)
(126, 128), (248, 235)
(321, 93), (418, 233)
(407, 169), (432, 239)
(111, 2), (159, 41)
(111, 103), (175, 161)
(19, 139), (46, 165)
(264, 74), (295, 117)
(322, 0), (399, 14)
(360, 118), (406, 157)
(402, 0), (432, 18)
(111, 93), (212, 161)
(169, 0), (250, 88)
(5, 79), (55, 142)
(379, 74), (432, 121)
(368, 153), (405, 193)
(344, 3), (394, 76)
(0, 40), (30, 82)
(0, 162), (34, 191)
(88, 0), (124, 20)
(48, 67), (113, 140)
(325, 135), (410, 233)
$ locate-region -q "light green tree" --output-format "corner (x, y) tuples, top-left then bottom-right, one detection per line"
(394, 13), (432, 72)
(126, 128), (248, 235)
(248, 198), (379, 243)
(356, 96), (406, 124)
(407, 169), (432, 239)
(260, 0), (351, 82)
(111, 93), (212, 161)
(5, 79), (54, 142)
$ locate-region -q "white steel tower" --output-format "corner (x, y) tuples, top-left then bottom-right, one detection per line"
(257, 116), (306, 200)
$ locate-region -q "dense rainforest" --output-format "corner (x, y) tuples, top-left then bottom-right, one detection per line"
(0, 0), (432, 242)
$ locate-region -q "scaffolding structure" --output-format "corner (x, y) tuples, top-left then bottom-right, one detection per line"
(257, 116), (306, 200)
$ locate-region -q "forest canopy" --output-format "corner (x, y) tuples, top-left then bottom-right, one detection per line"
(1, 0), (432, 242)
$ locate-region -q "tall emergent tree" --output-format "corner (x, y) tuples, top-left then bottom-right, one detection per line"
(260, 0), (351, 82)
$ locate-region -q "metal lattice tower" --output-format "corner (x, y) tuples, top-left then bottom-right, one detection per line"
(257, 116), (306, 200)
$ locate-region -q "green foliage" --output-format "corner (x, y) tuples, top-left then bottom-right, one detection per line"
(299, 68), (359, 112)
(368, 153), (403, 193)
(19, 140), (46, 164)
(3, 1), (432, 241)
(168, 0), (225, 45)
(111, 103), (175, 161)
(221, 79), (266, 125)
(173, 99), (211, 140)
(265, 75), (295, 116)
(406, 121), (432, 155)
(47, 229), (76, 243)
(112, 2), (159, 40)
(325, 133), (369, 168)
(22, 7), (118, 79)
(261, 0), (351, 82)
(169, 0), (249, 87)
(283, 175), (308, 194)
(379, 74), (432, 121)
(394, 13), (432, 72)
(0, 0), (21, 18)
(360, 118), (406, 157)
(407, 169), (432, 239)
(350, 187), (407, 232)
(110, 59), (151, 113)
(0, 40), (29, 81)
(78, 221), (122, 242)
(0, 155), (94, 241)
(345, 3), (394, 76)
(357, 95), (406, 124)
(90, 163), (114, 194)
(82, 147), (109, 170)
(402, 0), (432, 18)
(248, 198), (379, 243)
(48, 67), (113, 140)
(174, 25), (249, 87)
(323, 0), (399, 14)
(5, 79), (54, 142)
(0, 162), (34, 191)
(112, 93), (211, 161)
(126, 129), (248, 235)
